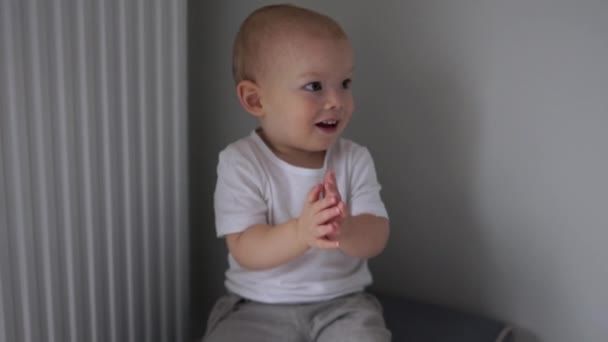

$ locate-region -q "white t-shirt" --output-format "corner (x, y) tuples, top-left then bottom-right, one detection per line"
(214, 130), (388, 303)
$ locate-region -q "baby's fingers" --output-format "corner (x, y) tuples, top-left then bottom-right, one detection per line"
(323, 170), (334, 185)
(306, 184), (323, 204)
(337, 201), (348, 219)
(315, 223), (336, 238)
(325, 222), (341, 239)
(315, 206), (341, 225)
(327, 171), (338, 188)
(325, 188), (341, 207)
(324, 183), (340, 201)
(313, 194), (339, 213)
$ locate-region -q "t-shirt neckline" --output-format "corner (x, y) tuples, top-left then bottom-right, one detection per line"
(250, 129), (333, 176)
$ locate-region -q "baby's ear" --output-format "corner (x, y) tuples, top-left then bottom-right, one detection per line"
(236, 80), (264, 117)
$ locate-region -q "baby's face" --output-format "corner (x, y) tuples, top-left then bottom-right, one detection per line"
(256, 33), (354, 157)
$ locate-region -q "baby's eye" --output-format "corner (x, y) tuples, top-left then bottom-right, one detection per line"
(304, 82), (323, 92)
(342, 79), (352, 89)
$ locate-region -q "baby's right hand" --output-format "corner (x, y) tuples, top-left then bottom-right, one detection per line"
(295, 184), (342, 249)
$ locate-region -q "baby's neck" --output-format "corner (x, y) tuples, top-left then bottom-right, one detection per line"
(275, 149), (326, 169)
(257, 129), (326, 169)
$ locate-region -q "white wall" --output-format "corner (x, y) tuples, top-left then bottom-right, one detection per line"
(190, 1), (608, 341)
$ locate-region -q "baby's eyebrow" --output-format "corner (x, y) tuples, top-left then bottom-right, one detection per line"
(297, 71), (323, 80)
(297, 68), (355, 80)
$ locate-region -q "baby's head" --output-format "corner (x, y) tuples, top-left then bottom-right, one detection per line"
(233, 4), (355, 164)
(232, 4), (348, 84)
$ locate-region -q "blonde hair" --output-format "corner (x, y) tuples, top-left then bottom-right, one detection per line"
(232, 4), (348, 84)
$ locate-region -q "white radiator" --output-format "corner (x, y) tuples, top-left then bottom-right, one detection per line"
(0, 0), (189, 341)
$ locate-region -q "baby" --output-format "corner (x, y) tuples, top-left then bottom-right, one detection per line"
(204, 4), (391, 341)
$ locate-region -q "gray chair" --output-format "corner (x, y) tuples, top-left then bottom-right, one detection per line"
(375, 293), (514, 342)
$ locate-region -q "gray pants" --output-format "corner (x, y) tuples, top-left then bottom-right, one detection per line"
(203, 292), (391, 342)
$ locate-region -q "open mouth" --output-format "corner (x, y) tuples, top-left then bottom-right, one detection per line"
(315, 120), (339, 132)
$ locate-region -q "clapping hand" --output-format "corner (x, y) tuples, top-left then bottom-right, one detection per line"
(295, 184), (342, 249)
(322, 170), (349, 241)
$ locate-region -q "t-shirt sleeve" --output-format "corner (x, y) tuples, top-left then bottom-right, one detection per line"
(348, 147), (389, 219)
(213, 149), (268, 237)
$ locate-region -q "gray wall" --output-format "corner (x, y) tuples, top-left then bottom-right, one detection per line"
(1, 1), (188, 341)
(189, 1), (608, 341)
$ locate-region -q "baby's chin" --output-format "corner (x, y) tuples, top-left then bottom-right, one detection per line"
(305, 138), (340, 153)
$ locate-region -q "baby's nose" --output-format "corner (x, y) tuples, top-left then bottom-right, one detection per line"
(323, 89), (344, 110)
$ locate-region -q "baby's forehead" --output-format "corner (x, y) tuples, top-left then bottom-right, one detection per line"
(269, 32), (350, 58)
(259, 28), (339, 53)
(268, 30), (343, 50)
(260, 35), (353, 80)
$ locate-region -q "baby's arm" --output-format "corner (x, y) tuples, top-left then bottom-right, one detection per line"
(337, 214), (389, 258)
(323, 170), (389, 258)
(225, 184), (341, 270)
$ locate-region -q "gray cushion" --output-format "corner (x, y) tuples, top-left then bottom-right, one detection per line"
(374, 293), (513, 342)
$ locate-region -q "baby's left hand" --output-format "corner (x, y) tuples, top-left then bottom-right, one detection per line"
(323, 170), (348, 240)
